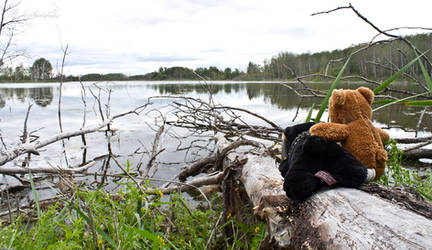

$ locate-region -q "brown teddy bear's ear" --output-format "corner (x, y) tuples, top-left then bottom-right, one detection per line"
(331, 89), (346, 106)
(357, 87), (374, 104)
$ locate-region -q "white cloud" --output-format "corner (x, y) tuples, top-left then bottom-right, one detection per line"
(10, 0), (432, 75)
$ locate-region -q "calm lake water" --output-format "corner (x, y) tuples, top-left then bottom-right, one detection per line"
(0, 81), (430, 191)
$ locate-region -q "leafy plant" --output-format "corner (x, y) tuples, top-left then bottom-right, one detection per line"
(377, 140), (432, 201)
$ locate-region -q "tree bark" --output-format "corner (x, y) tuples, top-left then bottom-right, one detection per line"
(219, 136), (432, 249)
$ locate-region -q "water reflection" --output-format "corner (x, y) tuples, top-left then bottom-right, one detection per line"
(0, 81), (429, 131)
(0, 87), (54, 108)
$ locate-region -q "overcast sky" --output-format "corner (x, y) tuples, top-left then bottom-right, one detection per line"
(11, 0), (432, 76)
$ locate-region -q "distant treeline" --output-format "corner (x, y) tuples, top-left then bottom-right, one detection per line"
(256, 33), (432, 81)
(1, 33), (430, 83)
(75, 66), (245, 81)
(139, 33), (432, 82)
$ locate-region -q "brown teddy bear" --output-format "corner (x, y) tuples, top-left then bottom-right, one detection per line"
(309, 87), (390, 180)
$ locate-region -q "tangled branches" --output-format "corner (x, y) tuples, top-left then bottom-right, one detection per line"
(150, 96), (283, 143)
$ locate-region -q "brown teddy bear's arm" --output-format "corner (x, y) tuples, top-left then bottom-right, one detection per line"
(375, 128), (390, 144)
(309, 123), (349, 141)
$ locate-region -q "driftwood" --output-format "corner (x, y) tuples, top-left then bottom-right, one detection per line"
(403, 148), (432, 161)
(178, 139), (261, 181)
(217, 136), (432, 249)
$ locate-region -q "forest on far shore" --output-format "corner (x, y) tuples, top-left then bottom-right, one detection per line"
(1, 33), (431, 83)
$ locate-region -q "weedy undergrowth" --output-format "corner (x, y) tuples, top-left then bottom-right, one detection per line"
(377, 139), (432, 201)
(0, 181), (266, 249)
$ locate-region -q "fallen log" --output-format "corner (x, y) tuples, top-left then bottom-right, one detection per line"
(403, 148), (432, 161)
(218, 136), (432, 249)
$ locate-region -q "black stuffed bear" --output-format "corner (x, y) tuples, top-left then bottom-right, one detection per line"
(279, 122), (368, 201)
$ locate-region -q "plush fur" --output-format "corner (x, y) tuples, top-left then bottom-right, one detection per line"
(309, 87), (390, 179)
(279, 122), (367, 201)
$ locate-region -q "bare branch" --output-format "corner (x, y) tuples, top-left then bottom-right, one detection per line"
(0, 102), (151, 167)
(311, 5), (351, 16)
(143, 121), (165, 178)
(20, 104), (32, 144)
(0, 160), (96, 174)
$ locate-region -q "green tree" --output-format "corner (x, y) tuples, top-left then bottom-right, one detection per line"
(0, 66), (12, 81)
(247, 62), (261, 75)
(14, 64), (28, 81)
(31, 58), (53, 81)
(223, 67), (232, 79)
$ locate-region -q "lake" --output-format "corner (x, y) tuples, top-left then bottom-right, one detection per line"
(0, 81), (430, 191)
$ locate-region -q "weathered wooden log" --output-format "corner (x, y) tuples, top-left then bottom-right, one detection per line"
(403, 148), (432, 161)
(219, 136), (432, 249)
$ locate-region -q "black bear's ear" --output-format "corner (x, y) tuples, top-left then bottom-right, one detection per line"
(279, 159), (290, 177)
(284, 122), (316, 146)
(284, 126), (297, 146)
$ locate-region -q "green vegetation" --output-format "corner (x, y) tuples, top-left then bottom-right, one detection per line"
(31, 58), (53, 81)
(0, 182), (265, 249)
(139, 66), (242, 81)
(378, 140), (432, 201)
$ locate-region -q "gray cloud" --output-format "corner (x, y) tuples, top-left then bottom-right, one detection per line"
(115, 16), (178, 28)
(200, 48), (226, 53)
(262, 26), (315, 38)
(135, 55), (201, 62)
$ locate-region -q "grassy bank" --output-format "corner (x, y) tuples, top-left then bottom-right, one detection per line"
(0, 182), (265, 249)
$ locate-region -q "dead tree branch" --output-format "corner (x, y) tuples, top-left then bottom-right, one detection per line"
(150, 96), (282, 143)
(143, 122), (165, 178)
(0, 102), (151, 169)
(0, 160), (96, 174)
(178, 138), (262, 181)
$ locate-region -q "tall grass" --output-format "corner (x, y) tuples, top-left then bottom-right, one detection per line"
(0, 181), (265, 249)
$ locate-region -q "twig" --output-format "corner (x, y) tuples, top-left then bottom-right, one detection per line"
(108, 193), (120, 248)
(6, 189), (12, 222)
(21, 104), (33, 144)
(80, 82), (88, 164)
(143, 122), (165, 178)
(57, 44), (69, 133)
(415, 107), (427, 137)
(206, 211), (224, 248)
(85, 204), (99, 250)
(21, 104), (33, 167)
(311, 5), (351, 16)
